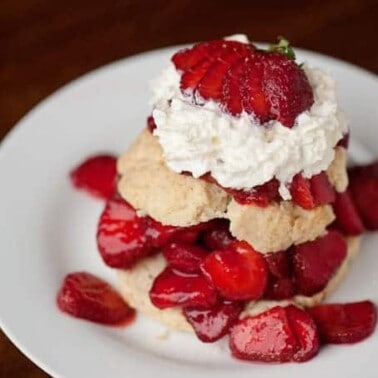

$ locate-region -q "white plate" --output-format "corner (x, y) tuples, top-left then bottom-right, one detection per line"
(0, 45), (377, 378)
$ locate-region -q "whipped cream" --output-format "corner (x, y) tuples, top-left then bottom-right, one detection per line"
(151, 39), (347, 200)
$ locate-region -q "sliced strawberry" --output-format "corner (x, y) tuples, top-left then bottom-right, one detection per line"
(310, 172), (336, 206)
(184, 301), (243, 342)
(149, 267), (217, 309)
(262, 52), (314, 127)
(230, 305), (319, 363)
(222, 58), (245, 115)
(332, 190), (364, 235)
(225, 178), (280, 206)
(265, 250), (291, 279)
(180, 59), (212, 96)
(292, 231), (347, 296)
(264, 250), (296, 300)
(96, 196), (150, 269)
(70, 155), (117, 200)
(286, 305), (319, 362)
(241, 59), (271, 123)
(147, 115), (156, 132)
(196, 58), (234, 101)
(202, 221), (234, 250)
(173, 39), (313, 127)
(201, 241), (268, 301)
(229, 306), (298, 362)
(348, 162), (378, 230)
(308, 301), (377, 344)
(163, 242), (208, 274)
(290, 174), (315, 209)
(57, 272), (135, 325)
(144, 217), (179, 249)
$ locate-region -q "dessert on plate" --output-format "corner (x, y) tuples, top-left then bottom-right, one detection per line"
(59, 35), (377, 363)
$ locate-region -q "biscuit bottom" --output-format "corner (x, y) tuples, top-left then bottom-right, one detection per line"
(116, 236), (360, 333)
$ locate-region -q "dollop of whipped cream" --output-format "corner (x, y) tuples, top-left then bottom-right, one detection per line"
(151, 37), (347, 200)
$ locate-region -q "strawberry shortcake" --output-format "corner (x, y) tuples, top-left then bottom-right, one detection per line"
(59, 35), (377, 364)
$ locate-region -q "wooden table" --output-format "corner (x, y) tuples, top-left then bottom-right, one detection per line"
(1, 0), (377, 376)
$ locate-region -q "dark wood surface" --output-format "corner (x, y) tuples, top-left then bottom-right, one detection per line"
(1, 1), (377, 376)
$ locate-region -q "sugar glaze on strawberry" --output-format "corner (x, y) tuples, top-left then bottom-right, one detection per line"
(151, 35), (347, 200)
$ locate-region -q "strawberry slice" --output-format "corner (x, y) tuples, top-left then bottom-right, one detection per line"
(70, 155), (117, 200)
(286, 305), (319, 362)
(348, 162), (378, 230)
(202, 220), (234, 250)
(337, 132), (349, 148)
(242, 59), (271, 123)
(144, 217), (180, 249)
(230, 305), (319, 363)
(172, 39), (313, 128)
(292, 231), (347, 296)
(147, 115), (156, 132)
(57, 272), (135, 325)
(332, 190), (365, 235)
(310, 172), (336, 206)
(96, 196), (150, 269)
(201, 241), (268, 301)
(163, 242), (208, 274)
(264, 250), (296, 300)
(184, 301), (243, 342)
(149, 267), (218, 309)
(308, 301), (377, 344)
(290, 174), (315, 209)
(222, 58), (245, 115)
(262, 52), (314, 127)
(180, 59), (212, 96)
(230, 306), (298, 362)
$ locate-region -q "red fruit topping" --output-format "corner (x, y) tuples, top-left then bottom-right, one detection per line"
(264, 250), (296, 300)
(290, 174), (314, 209)
(201, 241), (268, 300)
(292, 231), (347, 296)
(286, 305), (319, 362)
(290, 172), (335, 209)
(172, 40), (313, 127)
(262, 52), (314, 127)
(224, 178), (280, 206)
(265, 250), (291, 278)
(266, 278), (296, 300)
(184, 301), (243, 342)
(332, 190), (364, 235)
(202, 220), (234, 250)
(149, 267), (218, 309)
(147, 115), (156, 132)
(144, 218), (179, 249)
(97, 196), (150, 268)
(163, 242), (208, 274)
(308, 301), (377, 344)
(57, 272), (135, 325)
(70, 155), (117, 200)
(348, 162), (378, 230)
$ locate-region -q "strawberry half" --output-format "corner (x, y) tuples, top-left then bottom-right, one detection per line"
(332, 190), (364, 235)
(184, 301), (243, 343)
(230, 305), (319, 363)
(308, 301), (377, 344)
(70, 155), (117, 200)
(57, 272), (135, 325)
(163, 242), (208, 274)
(292, 231), (347, 296)
(172, 39), (313, 127)
(264, 250), (296, 300)
(149, 267), (218, 309)
(348, 162), (378, 230)
(96, 195), (150, 269)
(201, 241), (268, 301)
